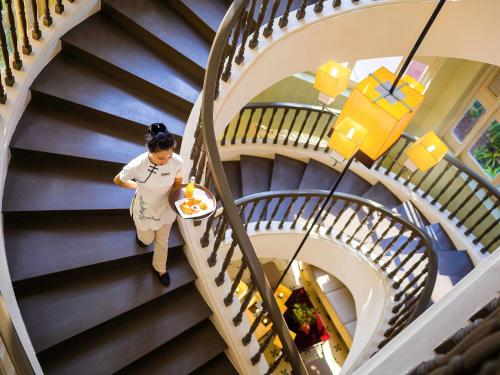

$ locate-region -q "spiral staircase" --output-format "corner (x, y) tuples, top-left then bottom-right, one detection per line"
(0, 0), (498, 374)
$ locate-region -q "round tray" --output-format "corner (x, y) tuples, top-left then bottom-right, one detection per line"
(169, 183), (217, 221)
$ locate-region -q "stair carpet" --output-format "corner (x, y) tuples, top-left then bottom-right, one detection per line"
(223, 154), (475, 305)
(2, 1), (238, 374)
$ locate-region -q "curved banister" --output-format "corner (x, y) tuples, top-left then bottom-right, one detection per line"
(217, 101), (499, 254)
(205, 190), (438, 348)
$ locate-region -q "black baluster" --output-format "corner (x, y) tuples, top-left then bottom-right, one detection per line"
(251, 330), (277, 364)
(422, 163), (452, 199)
(30, 0), (41, 40)
(263, 107), (277, 144)
(357, 213), (384, 250)
(431, 168), (460, 205)
(245, 201), (259, 225)
(255, 198), (271, 230)
(440, 175), (471, 212)
(55, 0), (64, 14)
(394, 266), (428, 301)
(0, 2), (14, 86)
(242, 108), (256, 144)
(464, 202), (498, 236)
(233, 283), (256, 326)
(263, 0), (280, 38)
(215, 237), (237, 286)
(449, 183), (480, 219)
(207, 217), (228, 267)
(336, 204), (359, 240)
(481, 233), (499, 254)
(333, 0), (342, 8)
(249, 0), (269, 49)
(222, 13), (244, 82)
(234, 10), (250, 65)
(413, 168), (433, 193)
(0, 72), (6, 104)
(266, 197), (285, 229)
(294, 109), (312, 147)
(381, 234), (417, 271)
(392, 255), (425, 289)
(200, 213), (217, 247)
(385, 139), (410, 176)
(315, 0), (327, 12)
(392, 283), (424, 314)
(274, 108), (290, 144)
(16, 0), (31, 55)
(279, 197), (297, 229)
(221, 124), (230, 146)
(472, 219), (498, 245)
(224, 259), (247, 306)
(457, 194), (489, 228)
(252, 108), (266, 143)
(283, 109), (300, 146)
(195, 149), (206, 183)
(231, 109), (245, 145)
(327, 201), (349, 235)
(214, 43), (227, 99)
(242, 309), (265, 345)
(403, 169), (418, 186)
(5, 0), (22, 70)
(265, 351), (285, 375)
(291, 197), (310, 229)
(373, 229), (406, 264)
(348, 208), (374, 245)
(43, 0), (52, 26)
(388, 241), (423, 278)
(304, 111), (321, 149)
(317, 198), (337, 231)
(278, 0), (293, 28)
(314, 113), (334, 151)
(296, 0), (308, 20)
(305, 197), (326, 230)
(367, 220), (398, 256)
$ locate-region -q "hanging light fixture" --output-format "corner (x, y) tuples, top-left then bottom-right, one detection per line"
(335, 66), (425, 165)
(328, 117), (368, 162)
(314, 60), (351, 105)
(405, 131), (449, 172)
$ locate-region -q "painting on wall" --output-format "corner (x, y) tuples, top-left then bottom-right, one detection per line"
(452, 100), (486, 142)
(470, 119), (499, 179)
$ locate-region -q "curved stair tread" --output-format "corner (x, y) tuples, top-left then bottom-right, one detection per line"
(31, 54), (187, 137)
(299, 159), (340, 190)
(191, 352), (239, 375)
(424, 223), (457, 252)
(168, 0), (229, 38)
(4, 215), (182, 283)
(392, 201), (429, 230)
(436, 250), (474, 278)
(3, 157), (133, 213)
(117, 320), (226, 375)
(240, 155), (273, 196)
(11, 102), (146, 165)
(222, 160), (243, 200)
(17, 253), (195, 353)
(362, 182), (401, 210)
(102, 0), (210, 72)
(325, 288), (357, 325)
(38, 285), (210, 375)
(62, 14), (200, 108)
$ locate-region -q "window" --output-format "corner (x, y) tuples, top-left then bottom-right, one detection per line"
(406, 60), (429, 82)
(452, 100), (487, 143)
(470, 119), (500, 179)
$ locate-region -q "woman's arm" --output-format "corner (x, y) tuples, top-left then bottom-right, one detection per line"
(173, 175), (183, 188)
(113, 173), (138, 190)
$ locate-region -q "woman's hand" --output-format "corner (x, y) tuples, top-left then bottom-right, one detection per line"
(113, 174), (138, 190)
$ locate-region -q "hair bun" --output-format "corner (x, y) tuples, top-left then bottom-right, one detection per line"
(150, 123), (167, 135)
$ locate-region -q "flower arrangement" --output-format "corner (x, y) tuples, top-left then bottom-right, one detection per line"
(292, 303), (317, 334)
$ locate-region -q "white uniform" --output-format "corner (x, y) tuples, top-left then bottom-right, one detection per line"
(119, 152), (184, 273)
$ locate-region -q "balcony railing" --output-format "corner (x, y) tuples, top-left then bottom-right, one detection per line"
(216, 102), (499, 254)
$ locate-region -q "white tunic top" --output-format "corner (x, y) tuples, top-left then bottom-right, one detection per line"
(119, 152), (184, 230)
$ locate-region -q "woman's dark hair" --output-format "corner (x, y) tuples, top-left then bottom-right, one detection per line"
(146, 123), (176, 153)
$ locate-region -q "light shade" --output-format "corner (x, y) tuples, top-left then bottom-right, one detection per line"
(336, 67), (425, 161)
(405, 131), (448, 172)
(314, 61), (351, 105)
(328, 117), (368, 161)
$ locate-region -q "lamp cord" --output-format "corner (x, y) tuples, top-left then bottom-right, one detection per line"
(390, 0), (447, 93)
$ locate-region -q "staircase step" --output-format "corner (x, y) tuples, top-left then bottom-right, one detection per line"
(168, 0), (229, 40)
(191, 353), (238, 375)
(102, 0), (210, 80)
(31, 53), (187, 137)
(393, 201), (429, 230)
(117, 320), (226, 375)
(424, 223), (457, 252)
(240, 155), (273, 196)
(18, 252), (195, 353)
(3, 157), (133, 214)
(10, 101), (145, 165)
(4, 215), (183, 283)
(222, 161), (243, 200)
(362, 182), (401, 209)
(436, 250), (474, 278)
(62, 14), (200, 110)
(299, 159), (339, 190)
(38, 285), (210, 375)
(337, 170), (372, 196)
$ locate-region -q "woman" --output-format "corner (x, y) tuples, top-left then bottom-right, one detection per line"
(114, 123), (184, 286)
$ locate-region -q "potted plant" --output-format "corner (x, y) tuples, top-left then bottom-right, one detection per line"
(292, 303), (317, 335)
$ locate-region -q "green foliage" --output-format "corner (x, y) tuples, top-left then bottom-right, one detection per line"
(472, 121), (500, 178)
(292, 303), (317, 325)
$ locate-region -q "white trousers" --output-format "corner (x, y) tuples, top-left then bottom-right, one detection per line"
(137, 223), (171, 273)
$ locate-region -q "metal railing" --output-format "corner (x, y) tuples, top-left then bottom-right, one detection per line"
(0, 0), (73, 104)
(217, 102), (500, 254)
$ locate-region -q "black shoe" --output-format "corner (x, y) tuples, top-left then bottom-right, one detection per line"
(158, 271), (171, 287)
(136, 235), (147, 248)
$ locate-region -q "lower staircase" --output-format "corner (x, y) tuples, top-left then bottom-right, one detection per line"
(223, 154), (475, 304)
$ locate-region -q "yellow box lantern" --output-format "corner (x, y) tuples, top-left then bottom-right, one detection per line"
(336, 67), (425, 161)
(314, 61), (351, 105)
(405, 131), (449, 172)
(328, 117), (368, 161)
